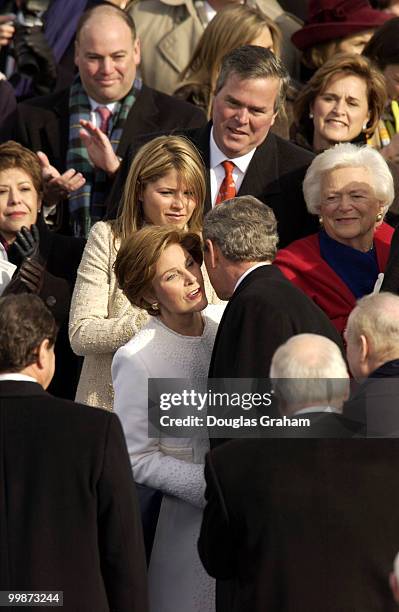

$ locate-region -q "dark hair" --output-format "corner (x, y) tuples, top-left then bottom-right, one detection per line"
(76, 3), (136, 43)
(0, 140), (43, 196)
(0, 294), (57, 372)
(215, 45), (289, 112)
(363, 17), (399, 69)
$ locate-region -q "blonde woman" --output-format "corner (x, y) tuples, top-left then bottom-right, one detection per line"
(69, 135), (216, 410)
(174, 4), (281, 119)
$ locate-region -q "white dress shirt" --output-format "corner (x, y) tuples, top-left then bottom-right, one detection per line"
(233, 262), (271, 294)
(0, 373), (38, 383)
(209, 128), (256, 206)
(88, 98), (117, 129)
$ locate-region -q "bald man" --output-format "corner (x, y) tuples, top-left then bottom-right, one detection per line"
(344, 292), (399, 436)
(270, 333), (355, 436)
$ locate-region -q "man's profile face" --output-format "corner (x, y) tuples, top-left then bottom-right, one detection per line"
(212, 73), (280, 158)
(74, 13), (140, 104)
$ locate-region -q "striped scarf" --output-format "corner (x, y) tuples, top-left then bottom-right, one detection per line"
(66, 75), (141, 237)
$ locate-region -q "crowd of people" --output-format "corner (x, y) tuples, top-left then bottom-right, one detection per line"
(2, 0), (399, 609)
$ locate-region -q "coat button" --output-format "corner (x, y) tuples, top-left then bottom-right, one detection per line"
(46, 295), (56, 307)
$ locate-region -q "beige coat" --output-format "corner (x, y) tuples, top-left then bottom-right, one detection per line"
(69, 221), (221, 410)
(129, 0), (302, 96)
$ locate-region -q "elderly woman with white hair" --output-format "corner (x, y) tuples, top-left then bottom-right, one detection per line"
(274, 143), (394, 335)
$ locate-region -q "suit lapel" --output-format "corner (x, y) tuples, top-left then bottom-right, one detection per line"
(238, 133), (281, 199)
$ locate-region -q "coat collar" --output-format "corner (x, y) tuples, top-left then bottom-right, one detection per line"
(0, 380), (47, 398)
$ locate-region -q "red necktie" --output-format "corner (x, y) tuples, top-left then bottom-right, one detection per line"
(96, 106), (112, 135)
(216, 160), (236, 204)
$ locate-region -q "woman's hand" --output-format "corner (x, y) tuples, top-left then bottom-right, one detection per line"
(37, 151), (86, 205)
(13, 224), (40, 260)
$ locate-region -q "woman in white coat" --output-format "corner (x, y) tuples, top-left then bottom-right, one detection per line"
(112, 226), (223, 612)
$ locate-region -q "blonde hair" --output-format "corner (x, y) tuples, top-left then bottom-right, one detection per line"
(114, 226), (203, 315)
(112, 136), (205, 240)
(176, 4), (281, 118)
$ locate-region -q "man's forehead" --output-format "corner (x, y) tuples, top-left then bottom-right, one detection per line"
(218, 73), (280, 94)
(77, 13), (134, 45)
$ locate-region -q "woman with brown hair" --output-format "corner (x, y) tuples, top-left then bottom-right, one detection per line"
(291, 53), (387, 152)
(69, 134), (216, 411)
(112, 225), (223, 612)
(0, 141), (85, 399)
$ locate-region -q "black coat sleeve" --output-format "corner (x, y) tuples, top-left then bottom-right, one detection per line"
(198, 452), (236, 580)
(97, 414), (149, 612)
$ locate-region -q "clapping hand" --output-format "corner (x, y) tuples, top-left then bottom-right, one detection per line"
(4, 225), (44, 295)
(37, 151), (86, 205)
(14, 224), (40, 259)
(79, 120), (121, 176)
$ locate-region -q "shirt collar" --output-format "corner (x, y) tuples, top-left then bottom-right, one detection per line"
(233, 262), (270, 293)
(88, 97), (118, 114)
(293, 406), (340, 415)
(210, 127), (256, 174)
(0, 373), (38, 383)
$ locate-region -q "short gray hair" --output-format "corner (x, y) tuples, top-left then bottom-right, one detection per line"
(346, 292), (399, 363)
(303, 143), (394, 216)
(270, 334), (349, 409)
(215, 45), (289, 112)
(203, 196), (278, 262)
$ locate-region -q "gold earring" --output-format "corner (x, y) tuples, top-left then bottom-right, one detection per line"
(376, 212), (383, 222)
(319, 216), (323, 225)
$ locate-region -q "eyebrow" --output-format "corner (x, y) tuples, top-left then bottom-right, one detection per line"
(225, 94), (267, 113)
(0, 181), (32, 186)
(160, 257), (193, 276)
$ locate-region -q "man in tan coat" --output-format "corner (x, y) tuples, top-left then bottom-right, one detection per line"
(128, 0), (302, 95)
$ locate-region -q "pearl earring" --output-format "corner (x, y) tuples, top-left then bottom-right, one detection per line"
(362, 121), (368, 131)
(309, 112), (314, 119)
(376, 212), (383, 222)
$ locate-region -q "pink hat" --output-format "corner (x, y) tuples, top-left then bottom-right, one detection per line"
(292, 0), (392, 51)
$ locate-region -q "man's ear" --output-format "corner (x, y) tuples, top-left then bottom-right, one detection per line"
(37, 338), (51, 371)
(133, 36), (141, 66)
(359, 334), (369, 364)
(204, 238), (218, 269)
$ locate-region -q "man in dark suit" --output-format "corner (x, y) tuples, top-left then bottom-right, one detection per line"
(198, 438), (399, 612)
(13, 3), (205, 235)
(203, 196), (343, 381)
(0, 294), (148, 612)
(106, 45), (317, 248)
(344, 292), (399, 436)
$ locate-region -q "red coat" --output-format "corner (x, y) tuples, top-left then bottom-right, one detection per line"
(274, 223), (394, 335)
